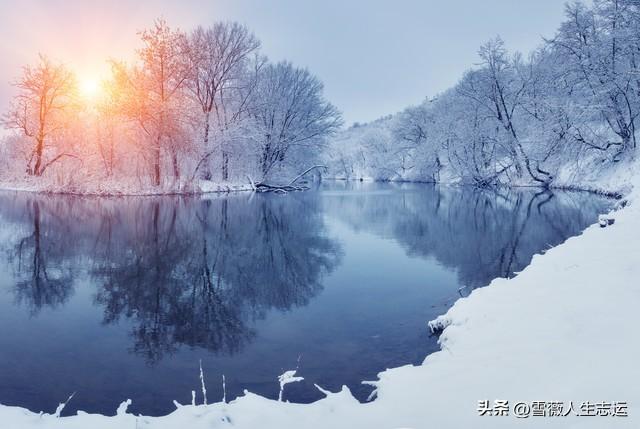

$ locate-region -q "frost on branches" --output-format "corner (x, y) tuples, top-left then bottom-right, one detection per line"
(325, 1), (640, 189)
(0, 20), (342, 194)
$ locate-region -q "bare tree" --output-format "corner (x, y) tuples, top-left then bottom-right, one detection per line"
(186, 22), (261, 181)
(458, 38), (552, 184)
(392, 102), (442, 180)
(547, 0), (640, 156)
(112, 19), (190, 186)
(2, 55), (77, 176)
(250, 62), (342, 180)
(0, 19), (347, 191)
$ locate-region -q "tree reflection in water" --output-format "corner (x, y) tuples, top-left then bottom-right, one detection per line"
(9, 198), (75, 314)
(0, 184), (611, 363)
(322, 182), (613, 293)
(0, 185), (613, 414)
(0, 192), (342, 363)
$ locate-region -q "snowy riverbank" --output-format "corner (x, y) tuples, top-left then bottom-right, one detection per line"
(0, 178), (254, 196)
(327, 153), (639, 199)
(1, 153), (636, 198)
(1, 167), (639, 428)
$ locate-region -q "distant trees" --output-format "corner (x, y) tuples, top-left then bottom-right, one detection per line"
(328, 0), (640, 187)
(5, 1), (638, 191)
(2, 55), (78, 176)
(392, 102), (440, 181)
(1, 20), (339, 192)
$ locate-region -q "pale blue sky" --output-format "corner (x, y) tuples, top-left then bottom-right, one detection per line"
(0, 0), (569, 124)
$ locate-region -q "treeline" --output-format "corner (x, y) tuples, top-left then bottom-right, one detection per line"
(328, 0), (640, 187)
(0, 20), (342, 192)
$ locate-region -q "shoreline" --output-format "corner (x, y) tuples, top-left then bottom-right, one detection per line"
(0, 178), (625, 199)
(327, 176), (628, 198)
(0, 181), (255, 197)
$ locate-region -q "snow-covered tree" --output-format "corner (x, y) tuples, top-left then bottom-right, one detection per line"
(185, 22), (261, 181)
(329, 0), (640, 188)
(2, 55), (78, 176)
(249, 62), (342, 180)
(111, 19), (191, 186)
(547, 0), (640, 156)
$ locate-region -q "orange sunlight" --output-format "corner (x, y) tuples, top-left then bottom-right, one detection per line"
(79, 76), (103, 100)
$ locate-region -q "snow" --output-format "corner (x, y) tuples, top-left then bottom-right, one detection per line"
(0, 178), (254, 196)
(1, 170), (638, 427)
(277, 370), (304, 402)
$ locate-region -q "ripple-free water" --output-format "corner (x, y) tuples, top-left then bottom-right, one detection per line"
(0, 182), (613, 416)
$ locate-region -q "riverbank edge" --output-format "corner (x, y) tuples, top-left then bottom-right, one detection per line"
(327, 177), (626, 198)
(0, 178), (626, 198)
(0, 180), (255, 197)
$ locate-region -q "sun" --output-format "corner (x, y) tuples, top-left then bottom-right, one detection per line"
(79, 77), (102, 99)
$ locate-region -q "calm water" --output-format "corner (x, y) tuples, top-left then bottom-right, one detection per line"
(0, 182), (613, 416)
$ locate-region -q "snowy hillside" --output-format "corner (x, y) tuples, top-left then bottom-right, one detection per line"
(326, 2), (640, 191)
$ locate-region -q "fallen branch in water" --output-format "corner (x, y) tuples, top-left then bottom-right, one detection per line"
(253, 165), (327, 193)
(246, 175), (257, 191)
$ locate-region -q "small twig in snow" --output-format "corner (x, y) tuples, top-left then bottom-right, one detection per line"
(116, 399), (132, 416)
(54, 392), (75, 418)
(199, 359), (208, 405)
(222, 374), (227, 404)
(278, 370), (304, 402)
(362, 380), (379, 402)
(314, 384), (332, 397)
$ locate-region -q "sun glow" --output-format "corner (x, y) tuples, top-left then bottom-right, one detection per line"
(79, 77), (102, 99)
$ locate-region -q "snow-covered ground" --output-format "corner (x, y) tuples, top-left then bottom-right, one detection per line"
(1, 165), (639, 428)
(0, 178), (254, 196)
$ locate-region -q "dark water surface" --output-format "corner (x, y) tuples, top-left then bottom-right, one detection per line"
(0, 182), (613, 416)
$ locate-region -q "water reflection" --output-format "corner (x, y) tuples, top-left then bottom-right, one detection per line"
(10, 199), (75, 314)
(0, 184), (612, 415)
(322, 182), (612, 291)
(0, 192), (341, 363)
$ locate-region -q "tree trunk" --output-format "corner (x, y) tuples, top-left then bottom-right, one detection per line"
(200, 115), (212, 180)
(434, 156), (442, 182)
(172, 150), (180, 181)
(33, 136), (44, 176)
(222, 151), (229, 181)
(153, 136), (162, 187)
(108, 131), (115, 177)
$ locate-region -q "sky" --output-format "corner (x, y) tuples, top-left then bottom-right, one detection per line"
(0, 0), (569, 125)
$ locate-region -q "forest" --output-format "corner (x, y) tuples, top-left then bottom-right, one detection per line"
(1, 0), (638, 194)
(327, 0), (640, 188)
(0, 20), (342, 193)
